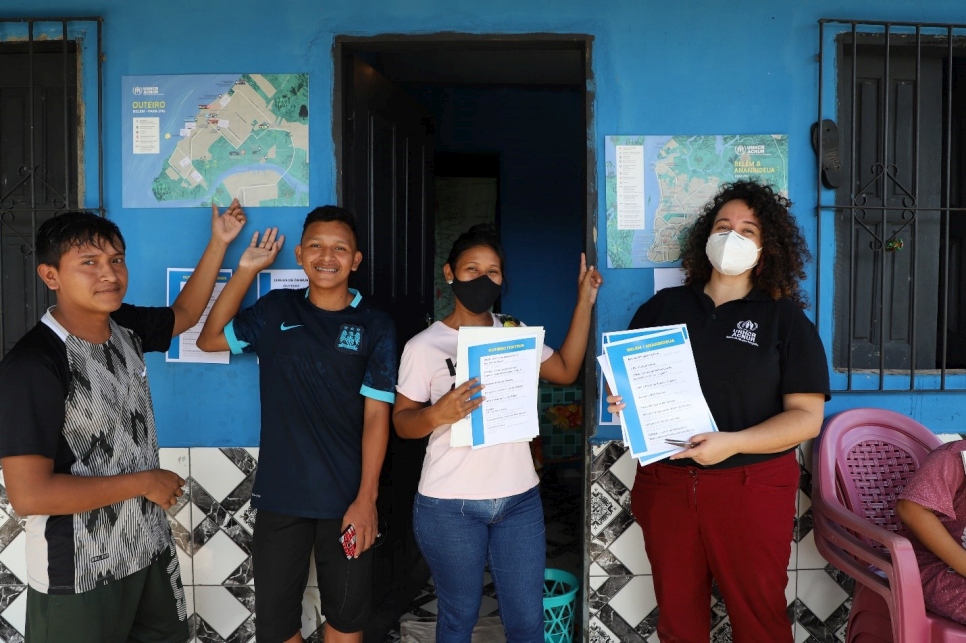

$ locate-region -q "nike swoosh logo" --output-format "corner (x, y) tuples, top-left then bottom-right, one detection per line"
(280, 323), (303, 331)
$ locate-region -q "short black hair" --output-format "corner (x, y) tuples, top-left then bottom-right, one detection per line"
(445, 223), (506, 271)
(301, 206), (358, 244)
(35, 210), (126, 267)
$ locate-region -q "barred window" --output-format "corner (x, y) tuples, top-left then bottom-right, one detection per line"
(816, 20), (966, 391)
(0, 18), (103, 356)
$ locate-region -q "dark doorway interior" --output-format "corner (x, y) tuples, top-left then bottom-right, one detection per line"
(336, 36), (592, 642)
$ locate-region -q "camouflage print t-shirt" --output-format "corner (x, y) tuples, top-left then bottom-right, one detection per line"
(0, 306), (179, 595)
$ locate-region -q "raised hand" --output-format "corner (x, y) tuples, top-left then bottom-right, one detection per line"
(142, 468), (186, 511)
(211, 198), (247, 245)
(239, 227), (285, 272)
(577, 252), (603, 306)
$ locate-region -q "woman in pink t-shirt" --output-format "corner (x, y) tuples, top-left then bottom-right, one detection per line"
(393, 224), (602, 643)
(896, 439), (966, 624)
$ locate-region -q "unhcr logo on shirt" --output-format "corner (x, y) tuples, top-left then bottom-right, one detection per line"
(337, 324), (363, 353)
(728, 319), (759, 346)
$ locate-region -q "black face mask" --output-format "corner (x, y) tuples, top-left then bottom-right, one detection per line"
(451, 275), (502, 314)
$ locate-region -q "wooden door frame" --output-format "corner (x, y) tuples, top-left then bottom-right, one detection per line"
(331, 35), (599, 404)
(332, 33), (596, 260)
(332, 32), (598, 634)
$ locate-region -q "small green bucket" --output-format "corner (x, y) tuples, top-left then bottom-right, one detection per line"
(543, 568), (578, 643)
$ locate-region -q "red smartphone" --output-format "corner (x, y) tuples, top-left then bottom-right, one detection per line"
(339, 524), (357, 559)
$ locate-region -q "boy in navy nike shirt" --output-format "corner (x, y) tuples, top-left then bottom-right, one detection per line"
(197, 206), (396, 643)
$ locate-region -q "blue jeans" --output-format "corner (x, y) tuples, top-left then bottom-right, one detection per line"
(413, 485), (546, 643)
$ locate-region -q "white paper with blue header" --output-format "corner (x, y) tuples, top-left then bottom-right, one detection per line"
(451, 326), (545, 449)
(598, 325), (717, 464)
(166, 268), (232, 363)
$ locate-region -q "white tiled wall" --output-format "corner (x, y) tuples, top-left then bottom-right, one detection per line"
(0, 448), (325, 643)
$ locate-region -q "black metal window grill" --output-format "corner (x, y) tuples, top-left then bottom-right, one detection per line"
(0, 17), (103, 357)
(816, 19), (966, 391)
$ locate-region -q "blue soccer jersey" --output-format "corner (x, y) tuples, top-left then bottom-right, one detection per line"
(225, 288), (397, 519)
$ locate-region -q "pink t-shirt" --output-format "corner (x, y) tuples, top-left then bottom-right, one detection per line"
(898, 439), (966, 624)
(396, 315), (553, 500)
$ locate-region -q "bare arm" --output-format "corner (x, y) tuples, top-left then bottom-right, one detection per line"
(170, 201), (247, 336)
(897, 499), (966, 577)
(393, 381), (484, 440)
(538, 253), (603, 384)
(2, 455), (184, 516)
(196, 228), (284, 352)
(341, 397), (391, 556)
(669, 392), (826, 466)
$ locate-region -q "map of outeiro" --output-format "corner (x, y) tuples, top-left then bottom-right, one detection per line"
(122, 74), (309, 208)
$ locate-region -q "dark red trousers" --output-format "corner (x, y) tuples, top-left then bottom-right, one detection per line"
(630, 451), (798, 643)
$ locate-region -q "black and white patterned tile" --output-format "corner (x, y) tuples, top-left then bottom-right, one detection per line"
(0, 449), (326, 643)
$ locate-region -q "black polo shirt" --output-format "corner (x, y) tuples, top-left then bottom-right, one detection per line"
(628, 283), (830, 469)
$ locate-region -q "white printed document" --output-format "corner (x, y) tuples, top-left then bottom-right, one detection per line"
(451, 326), (544, 449)
(165, 268), (232, 364)
(599, 325), (717, 464)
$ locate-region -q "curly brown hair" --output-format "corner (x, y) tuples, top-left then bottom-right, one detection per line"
(680, 180), (811, 308)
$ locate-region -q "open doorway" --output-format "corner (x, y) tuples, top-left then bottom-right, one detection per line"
(334, 35), (594, 641)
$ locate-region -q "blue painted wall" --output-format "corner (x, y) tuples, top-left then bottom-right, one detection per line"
(4, 0), (964, 445)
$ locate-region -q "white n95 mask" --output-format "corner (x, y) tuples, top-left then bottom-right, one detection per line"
(705, 230), (761, 276)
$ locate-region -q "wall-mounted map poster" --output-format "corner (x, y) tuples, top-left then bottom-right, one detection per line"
(605, 135), (788, 268)
(122, 74), (309, 208)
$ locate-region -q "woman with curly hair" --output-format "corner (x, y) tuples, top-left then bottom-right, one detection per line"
(608, 179), (830, 642)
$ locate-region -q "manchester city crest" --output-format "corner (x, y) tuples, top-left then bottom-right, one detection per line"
(336, 324), (363, 353)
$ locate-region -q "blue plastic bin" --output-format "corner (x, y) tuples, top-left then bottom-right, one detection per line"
(543, 568), (578, 643)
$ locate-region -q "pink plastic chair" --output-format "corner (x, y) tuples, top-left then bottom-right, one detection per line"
(812, 408), (966, 642)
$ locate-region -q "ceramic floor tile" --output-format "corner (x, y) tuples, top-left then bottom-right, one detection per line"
(797, 529), (831, 570)
(0, 587), (25, 637)
(798, 488), (812, 517)
(189, 448), (246, 503)
(589, 574), (607, 592)
(607, 521), (650, 575)
(234, 500), (256, 535)
(797, 569), (850, 622)
(607, 575), (656, 629)
(192, 530), (248, 585)
(194, 585), (251, 639)
(159, 447), (190, 480)
(589, 485), (622, 537)
(176, 540), (193, 586)
(799, 439), (815, 474)
(0, 534), (25, 586)
(300, 586), (325, 637)
(785, 570), (797, 607)
(588, 615), (622, 643)
(608, 448), (637, 491)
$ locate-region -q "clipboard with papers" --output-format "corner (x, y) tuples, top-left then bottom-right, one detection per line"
(450, 326), (545, 449)
(598, 325), (718, 465)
